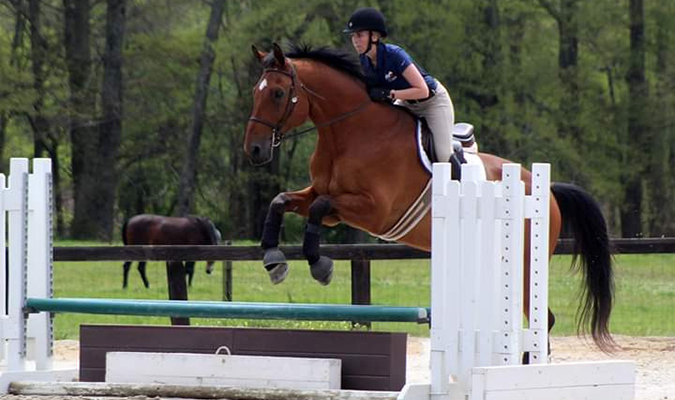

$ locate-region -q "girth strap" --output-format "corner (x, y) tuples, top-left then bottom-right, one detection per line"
(375, 179), (432, 242)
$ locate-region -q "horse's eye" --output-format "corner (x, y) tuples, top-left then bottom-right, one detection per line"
(273, 89), (285, 99)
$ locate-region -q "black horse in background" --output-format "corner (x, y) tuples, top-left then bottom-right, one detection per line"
(121, 214), (221, 325)
(122, 214), (222, 288)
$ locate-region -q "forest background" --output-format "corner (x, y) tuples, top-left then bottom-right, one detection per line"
(0, 0), (672, 243)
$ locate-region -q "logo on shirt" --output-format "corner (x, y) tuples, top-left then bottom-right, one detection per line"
(385, 71), (397, 82)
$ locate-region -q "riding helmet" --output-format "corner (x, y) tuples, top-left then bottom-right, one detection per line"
(343, 7), (388, 37)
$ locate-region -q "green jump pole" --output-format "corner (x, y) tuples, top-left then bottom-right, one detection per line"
(26, 298), (430, 324)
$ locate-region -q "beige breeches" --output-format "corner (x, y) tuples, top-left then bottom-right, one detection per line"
(396, 80), (455, 162)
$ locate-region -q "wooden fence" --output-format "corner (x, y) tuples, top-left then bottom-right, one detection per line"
(54, 238), (675, 262)
(54, 238), (675, 304)
(53, 238), (675, 308)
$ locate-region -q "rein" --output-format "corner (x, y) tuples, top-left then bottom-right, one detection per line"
(282, 100), (370, 142)
(248, 63), (370, 147)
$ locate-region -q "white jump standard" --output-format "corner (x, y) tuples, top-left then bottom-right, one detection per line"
(0, 158), (76, 391)
(398, 162), (634, 400)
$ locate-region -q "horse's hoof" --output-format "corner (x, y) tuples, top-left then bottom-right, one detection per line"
(267, 263), (289, 284)
(310, 256), (333, 286)
(264, 248), (289, 284)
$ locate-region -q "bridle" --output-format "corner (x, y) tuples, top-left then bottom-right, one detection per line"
(248, 66), (299, 147)
(248, 61), (370, 147)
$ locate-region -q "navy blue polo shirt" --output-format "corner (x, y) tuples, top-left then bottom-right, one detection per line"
(360, 42), (437, 92)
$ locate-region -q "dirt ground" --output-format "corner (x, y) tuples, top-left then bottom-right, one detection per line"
(407, 334), (675, 400)
(3, 336), (672, 400)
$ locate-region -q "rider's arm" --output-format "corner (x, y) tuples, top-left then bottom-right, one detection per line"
(390, 64), (429, 101)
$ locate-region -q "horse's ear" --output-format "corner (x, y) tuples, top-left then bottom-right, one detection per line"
(251, 44), (265, 63)
(272, 42), (285, 67)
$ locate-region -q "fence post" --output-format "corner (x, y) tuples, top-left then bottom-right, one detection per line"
(350, 258), (371, 329)
(222, 240), (232, 302)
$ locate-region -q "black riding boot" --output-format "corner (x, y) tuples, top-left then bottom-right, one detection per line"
(449, 152), (463, 181)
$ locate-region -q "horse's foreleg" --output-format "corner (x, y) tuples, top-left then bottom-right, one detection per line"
(260, 193), (292, 284)
(302, 192), (386, 285)
(261, 187), (316, 284)
(303, 195), (335, 285)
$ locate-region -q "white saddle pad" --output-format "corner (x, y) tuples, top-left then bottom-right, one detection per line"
(416, 120), (486, 180)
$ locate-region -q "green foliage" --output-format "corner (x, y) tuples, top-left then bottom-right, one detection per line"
(1, 0), (675, 238)
(0, 37), (35, 115)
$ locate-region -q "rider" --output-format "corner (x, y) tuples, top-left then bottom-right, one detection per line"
(344, 7), (459, 165)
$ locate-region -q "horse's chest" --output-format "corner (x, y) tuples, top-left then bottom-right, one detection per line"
(312, 165), (359, 195)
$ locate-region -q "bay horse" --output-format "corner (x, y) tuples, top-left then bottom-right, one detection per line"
(121, 214), (222, 288)
(244, 43), (615, 351)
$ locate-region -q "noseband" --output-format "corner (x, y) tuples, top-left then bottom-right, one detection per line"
(248, 61), (370, 147)
(248, 67), (299, 147)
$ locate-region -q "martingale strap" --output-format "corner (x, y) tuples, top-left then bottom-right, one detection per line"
(375, 179), (432, 242)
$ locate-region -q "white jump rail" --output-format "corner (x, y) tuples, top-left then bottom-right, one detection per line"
(106, 351), (341, 389)
(398, 162), (635, 400)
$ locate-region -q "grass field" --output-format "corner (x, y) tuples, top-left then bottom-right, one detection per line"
(51, 248), (675, 340)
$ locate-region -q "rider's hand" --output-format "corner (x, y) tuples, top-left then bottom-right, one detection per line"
(368, 87), (393, 103)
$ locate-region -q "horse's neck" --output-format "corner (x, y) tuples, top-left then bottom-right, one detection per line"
(296, 62), (426, 199)
(295, 61), (417, 173)
(297, 61), (365, 122)
(297, 61), (410, 136)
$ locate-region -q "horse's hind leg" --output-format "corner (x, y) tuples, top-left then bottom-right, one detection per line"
(138, 261), (149, 288)
(185, 261), (195, 286)
(303, 195), (334, 285)
(123, 261), (132, 288)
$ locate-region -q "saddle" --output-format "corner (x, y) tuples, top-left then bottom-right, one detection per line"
(419, 119), (480, 181)
(420, 121), (477, 164)
(391, 104), (478, 165)
(375, 120), (480, 241)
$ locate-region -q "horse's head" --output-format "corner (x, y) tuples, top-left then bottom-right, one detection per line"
(244, 43), (310, 165)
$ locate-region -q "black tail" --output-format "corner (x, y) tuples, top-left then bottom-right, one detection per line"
(551, 182), (615, 351)
(121, 220), (129, 245)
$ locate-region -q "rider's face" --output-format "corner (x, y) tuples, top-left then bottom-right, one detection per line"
(351, 31), (370, 54)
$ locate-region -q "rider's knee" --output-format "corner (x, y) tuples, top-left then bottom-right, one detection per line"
(435, 146), (455, 163)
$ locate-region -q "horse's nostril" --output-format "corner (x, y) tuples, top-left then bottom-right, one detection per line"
(252, 145), (261, 157)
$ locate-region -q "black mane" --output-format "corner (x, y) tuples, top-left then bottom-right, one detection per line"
(286, 44), (365, 82)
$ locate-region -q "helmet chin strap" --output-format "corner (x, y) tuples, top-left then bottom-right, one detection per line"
(360, 30), (380, 56)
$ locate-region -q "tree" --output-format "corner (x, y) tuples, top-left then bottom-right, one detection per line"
(0, 0), (29, 174)
(28, 0), (49, 157)
(537, 0), (584, 182)
(2, 0), (671, 241)
(94, 0), (126, 240)
(27, 0), (66, 237)
(645, 2), (674, 235)
(176, 0), (225, 216)
(64, 0), (100, 239)
(622, 0), (647, 237)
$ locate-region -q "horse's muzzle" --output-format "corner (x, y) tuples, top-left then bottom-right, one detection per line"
(246, 142), (273, 166)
